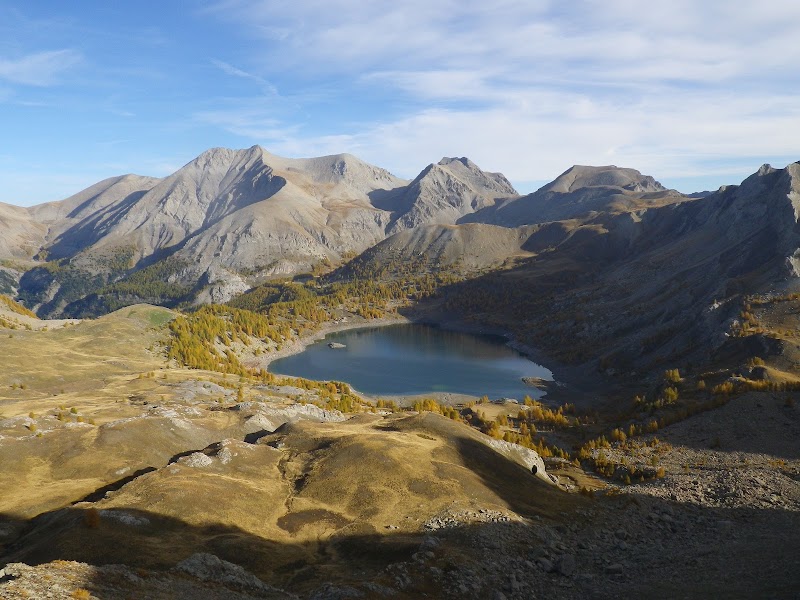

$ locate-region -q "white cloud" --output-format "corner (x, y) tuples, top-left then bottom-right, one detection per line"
(199, 1), (800, 187)
(208, 1), (800, 81)
(0, 49), (82, 86)
(256, 89), (800, 187)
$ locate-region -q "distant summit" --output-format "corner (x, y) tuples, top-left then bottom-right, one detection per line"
(0, 147), (519, 314)
(540, 165), (666, 194)
(463, 164), (677, 226)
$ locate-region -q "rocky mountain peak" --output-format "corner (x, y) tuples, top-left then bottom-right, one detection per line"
(433, 157), (518, 196)
(438, 156), (476, 169)
(388, 158), (517, 233)
(187, 145), (263, 171)
(757, 163), (777, 177)
(736, 160), (791, 201)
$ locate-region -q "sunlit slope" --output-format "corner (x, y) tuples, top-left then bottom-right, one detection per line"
(0, 304), (172, 409)
(3, 413), (567, 591)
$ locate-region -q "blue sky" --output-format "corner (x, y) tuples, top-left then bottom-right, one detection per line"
(1, 1), (799, 206)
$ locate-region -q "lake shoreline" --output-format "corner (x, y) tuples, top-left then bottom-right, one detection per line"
(253, 311), (553, 407)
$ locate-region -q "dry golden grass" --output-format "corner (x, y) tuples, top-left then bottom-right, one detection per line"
(0, 304), (173, 420)
(0, 304), (255, 518)
(92, 413), (572, 542)
(0, 294), (37, 318)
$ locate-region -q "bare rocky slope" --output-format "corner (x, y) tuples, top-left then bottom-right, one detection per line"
(29, 174), (163, 259)
(0, 202), (46, 260)
(349, 222), (537, 272)
(386, 157), (517, 233)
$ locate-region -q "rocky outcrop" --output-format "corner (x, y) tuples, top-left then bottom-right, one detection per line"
(235, 401), (347, 434)
(175, 553), (295, 597)
(0, 558), (297, 599)
(485, 437), (552, 484)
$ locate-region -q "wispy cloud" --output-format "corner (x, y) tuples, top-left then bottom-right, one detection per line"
(0, 49), (82, 86)
(254, 88), (800, 188)
(207, 0), (800, 83)
(107, 108), (136, 118)
(3, 2), (798, 204)
(193, 99), (300, 141)
(211, 59), (278, 95)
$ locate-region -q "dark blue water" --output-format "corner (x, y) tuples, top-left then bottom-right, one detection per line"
(270, 323), (552, 398)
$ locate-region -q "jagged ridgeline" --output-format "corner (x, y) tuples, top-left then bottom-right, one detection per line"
(0, 147), (515, 318)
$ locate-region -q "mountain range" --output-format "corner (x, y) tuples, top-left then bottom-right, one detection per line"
(1, 146), (799, 342)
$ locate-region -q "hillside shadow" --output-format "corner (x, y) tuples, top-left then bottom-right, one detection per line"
(646, 392), (800, 460)
(0, 408), (797, 597)
(48, 190), (149, 260)
(367, 187), (411, 214)
(200, 173), (286, 231)
(453, 435), (569, 518)
(0, 507), (422, 597)
(73, 468), (157, 503)
(1, 491), (798, 599)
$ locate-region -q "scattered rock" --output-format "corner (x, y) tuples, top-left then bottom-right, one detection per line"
(99, 510), (150, 527)
(537, 558), (555, 573)
(180, 452), (214, 468)
(556, 554), (576, 577)
(174, 553), (281, 594)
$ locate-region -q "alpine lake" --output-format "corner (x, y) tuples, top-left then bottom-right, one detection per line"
(270, 323), (553, 399)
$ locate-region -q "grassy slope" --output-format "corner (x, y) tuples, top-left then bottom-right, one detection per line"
(3, 413), (574, 592)
(0, 304), (172, 418)
(0, 304), (247, 517)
